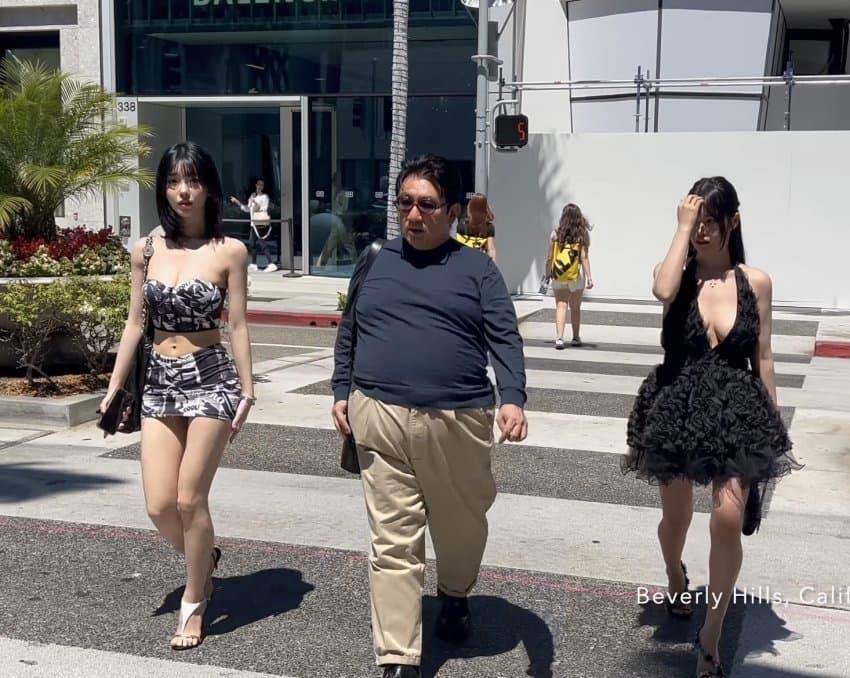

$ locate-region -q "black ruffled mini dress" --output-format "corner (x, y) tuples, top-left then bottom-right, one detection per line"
(622, 264), (800, 486)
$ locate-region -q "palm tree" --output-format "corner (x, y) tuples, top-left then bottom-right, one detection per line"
(385, 0), (409, 239)
(0, 57), (152, 241)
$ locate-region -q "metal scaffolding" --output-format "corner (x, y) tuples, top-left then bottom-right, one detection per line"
(495, 67), (850, 133)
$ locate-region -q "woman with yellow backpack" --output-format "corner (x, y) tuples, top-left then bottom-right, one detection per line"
(545, 203), (594, 348)
(455, 193), (497, 261)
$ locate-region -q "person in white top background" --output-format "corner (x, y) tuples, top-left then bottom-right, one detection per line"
(230, 177), (277, 273)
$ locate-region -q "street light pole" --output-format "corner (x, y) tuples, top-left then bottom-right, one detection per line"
(474, 0), (490, 195)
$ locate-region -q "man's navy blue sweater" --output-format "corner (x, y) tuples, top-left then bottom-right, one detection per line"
(332, 237), (526, 410)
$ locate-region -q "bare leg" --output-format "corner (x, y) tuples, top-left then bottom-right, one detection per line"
(554, 288), (570, 340)
(173, 416), (231, 647)
(698, 477), (748, 675)
(569, 289), (584, 341)
(658, 479), (694, 602)
(141, 417), (187, 554)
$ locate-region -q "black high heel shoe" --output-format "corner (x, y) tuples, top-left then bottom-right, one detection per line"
(694, 626), (725, 677)
(666, 561), (693, 618)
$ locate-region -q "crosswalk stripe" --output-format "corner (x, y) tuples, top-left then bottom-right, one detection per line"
(525, 308), (819, 336)
(520, 345), (813, 376)
(0, 636), (285, 678)
(573, 300), (831, 322)
(520, 321), (816, 356)
(520, 368), (816, 409)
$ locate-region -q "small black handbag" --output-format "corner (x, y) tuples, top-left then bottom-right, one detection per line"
(98, 235), (154, 436)
(339, 239), (385, 474)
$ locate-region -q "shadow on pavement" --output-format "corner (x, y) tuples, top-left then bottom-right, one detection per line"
(0, 462), (123, 502)
(421, 594), (555, 678)
(625, 587), (799, 676)
(153, 567), (314, 637)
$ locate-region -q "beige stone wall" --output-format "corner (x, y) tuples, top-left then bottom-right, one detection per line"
(2, 0), (107, 230)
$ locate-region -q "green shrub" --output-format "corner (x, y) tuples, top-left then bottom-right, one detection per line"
(0, 276), (130, 385)
(1, 280), (74, 386)
(65, 276), (130, 375)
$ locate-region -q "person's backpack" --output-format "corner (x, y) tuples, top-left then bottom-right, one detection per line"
(551, 241), (582, 282)
(456, 233), (488, 251)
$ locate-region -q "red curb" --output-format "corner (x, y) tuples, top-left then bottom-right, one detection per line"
(227, 309), (342, 327)
(814, 341), (850, 359)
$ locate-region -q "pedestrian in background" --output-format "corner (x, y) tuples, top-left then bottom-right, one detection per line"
(622, 177), (800, 678)
(103, 142), (255, 651)
(230, 177), (277, 273)
(331, 154), (527, 678)
(456, 192), (497, 261)
(545, 203), (594, 348)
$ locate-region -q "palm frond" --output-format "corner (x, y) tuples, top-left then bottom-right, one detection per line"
(0, 194), (32, 230)
(0, 58), (151, 239)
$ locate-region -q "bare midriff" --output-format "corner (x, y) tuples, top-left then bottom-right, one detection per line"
(153, 328), (222, 358)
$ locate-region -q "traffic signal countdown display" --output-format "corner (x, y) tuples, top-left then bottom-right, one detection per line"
(494, 114), (529, 148)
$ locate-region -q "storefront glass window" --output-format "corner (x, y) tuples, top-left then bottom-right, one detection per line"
(114, 1), (475, 96)
(0, 32), (60, 71)
(308, 95), (474, 277)
(186, 107), (284, 264)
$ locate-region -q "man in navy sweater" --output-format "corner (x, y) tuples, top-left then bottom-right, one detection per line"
(331, 155), (528, 678)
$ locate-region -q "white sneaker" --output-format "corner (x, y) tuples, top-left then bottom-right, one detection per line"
(248, 264), (259, 272)
(263, 263), (278, 273)
(555, 338), (565, 350)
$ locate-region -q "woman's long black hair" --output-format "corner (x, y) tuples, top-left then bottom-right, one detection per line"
(688, 176), (745, 266)
(661, 176), (746, 368)
(155, 142), (224, 240)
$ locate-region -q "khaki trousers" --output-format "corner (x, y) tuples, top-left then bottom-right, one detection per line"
(348, 390), (497, 667)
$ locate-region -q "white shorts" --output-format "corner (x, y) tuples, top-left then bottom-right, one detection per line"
(551, 270), (586, 293)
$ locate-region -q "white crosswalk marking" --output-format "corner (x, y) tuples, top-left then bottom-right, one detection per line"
(1, 299), (848, 677)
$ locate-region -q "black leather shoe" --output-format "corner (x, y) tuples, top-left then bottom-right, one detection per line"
(435, 590), (471, 644)
(381, 664), (420, 678)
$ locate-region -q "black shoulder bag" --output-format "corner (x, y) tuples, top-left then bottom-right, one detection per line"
(339, 239), (385, 474)
(98, 235), (154, 436)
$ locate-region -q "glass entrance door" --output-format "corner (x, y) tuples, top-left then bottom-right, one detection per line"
(306, 98), (389, 277)
(185, 105), (301, 270)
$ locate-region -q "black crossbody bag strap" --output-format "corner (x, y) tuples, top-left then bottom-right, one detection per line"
(346, 238), (385, 359)
(339, 238), (384, 475)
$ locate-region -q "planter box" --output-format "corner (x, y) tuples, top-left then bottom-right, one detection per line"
(0, 392), (104, 428)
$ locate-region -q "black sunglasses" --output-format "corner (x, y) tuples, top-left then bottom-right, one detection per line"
(395, 195), (446, 216)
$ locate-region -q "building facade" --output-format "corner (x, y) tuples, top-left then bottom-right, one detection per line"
(489, 0), (850, 308)
(2, 0), (478, 277)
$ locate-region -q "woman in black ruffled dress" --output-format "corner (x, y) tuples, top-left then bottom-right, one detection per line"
(622, 177), (800, 677)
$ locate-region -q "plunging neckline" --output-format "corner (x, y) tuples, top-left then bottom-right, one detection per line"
(695, 265), (741, 351)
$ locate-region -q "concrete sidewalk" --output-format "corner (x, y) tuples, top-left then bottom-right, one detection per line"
(244, 272), (546, 325)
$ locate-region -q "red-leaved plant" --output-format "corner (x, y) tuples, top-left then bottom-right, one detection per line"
(9, 227), (115, 261)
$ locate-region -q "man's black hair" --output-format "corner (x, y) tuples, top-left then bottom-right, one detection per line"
(396, 154), (463, 208)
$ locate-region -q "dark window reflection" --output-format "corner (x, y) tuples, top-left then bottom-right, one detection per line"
(114, 0), (474, 96)
(308, 95), (474, 277)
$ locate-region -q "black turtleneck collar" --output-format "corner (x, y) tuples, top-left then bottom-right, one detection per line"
(401, 236), (457, 267)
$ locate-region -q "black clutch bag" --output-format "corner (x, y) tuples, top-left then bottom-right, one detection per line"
(96, 388), (131, 436)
